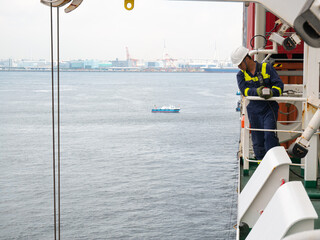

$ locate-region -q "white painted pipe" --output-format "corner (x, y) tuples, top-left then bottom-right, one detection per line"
(254, 3), (266, 62)
(249, 41), (278, 57)
(301, 108), (320, 141)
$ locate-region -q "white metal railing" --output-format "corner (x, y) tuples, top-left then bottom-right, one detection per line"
(241, 96), (310, 170)
(246, 127), (320, 134)
(245, 158), (304, 167)
(246, 127), (303, 134)
(277, 121), (302, 123)
(245, 96), (307, 102)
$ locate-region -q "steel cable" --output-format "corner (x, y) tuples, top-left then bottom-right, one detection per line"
(57, 7), (61, 240)
(50, 4), (57, 240)
(50, 5), (61, 240)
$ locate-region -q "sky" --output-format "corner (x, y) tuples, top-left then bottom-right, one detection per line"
(0, 0), (243, 61)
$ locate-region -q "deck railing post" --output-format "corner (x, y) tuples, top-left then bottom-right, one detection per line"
(303, 45), (320, 188)
(242, 98), (250, 175)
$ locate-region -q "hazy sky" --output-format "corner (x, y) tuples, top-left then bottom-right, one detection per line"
(0, 0), (243, 61)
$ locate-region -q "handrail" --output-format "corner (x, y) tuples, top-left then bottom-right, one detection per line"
(245, 96), (307, 102)
(246, 127), (320, 135)
(242, 96), (308, 170)
(244, 157), (305, 167)
(278, 121), (302, 123)
(246, 127), (303, 134)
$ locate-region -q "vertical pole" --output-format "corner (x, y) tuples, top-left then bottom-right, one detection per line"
(303, 44), (320, 188)
(242, 3), (248, 48)
(242, 98), (250, 176)
(254, 3), (266, 62)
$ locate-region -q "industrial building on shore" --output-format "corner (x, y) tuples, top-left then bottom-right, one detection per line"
(0, 58), (236, 73)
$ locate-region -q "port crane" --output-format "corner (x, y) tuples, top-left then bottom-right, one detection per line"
(162, 43), (177, 69)
(126, 46), (138, 67)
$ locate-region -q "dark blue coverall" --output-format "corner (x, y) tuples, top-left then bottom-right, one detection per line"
(237, 62), (284, 160)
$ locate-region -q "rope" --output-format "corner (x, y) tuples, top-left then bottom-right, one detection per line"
(50, 4), (57, 240)
(279, 109), (297, 115)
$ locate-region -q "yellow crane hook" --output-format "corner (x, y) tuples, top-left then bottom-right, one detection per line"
(124, 0), (134, 10)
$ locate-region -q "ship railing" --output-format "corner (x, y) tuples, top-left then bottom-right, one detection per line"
(241, 96), (320, 171)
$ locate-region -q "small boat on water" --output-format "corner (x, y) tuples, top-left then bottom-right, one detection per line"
(152, 105), (180, 113)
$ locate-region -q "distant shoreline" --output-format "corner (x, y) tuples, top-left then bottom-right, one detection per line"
(0, 68), (237, 73)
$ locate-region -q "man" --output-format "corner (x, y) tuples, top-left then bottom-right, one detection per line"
(231, 46), (284, 160)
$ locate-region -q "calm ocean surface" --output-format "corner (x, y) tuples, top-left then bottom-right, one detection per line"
(0, 72), (239, 240)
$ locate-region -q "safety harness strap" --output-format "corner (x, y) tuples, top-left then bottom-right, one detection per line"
(256, 63), (264, 86)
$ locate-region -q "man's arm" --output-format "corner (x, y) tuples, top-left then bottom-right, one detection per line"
(267, 64), (284, 97)
(237, 71), (258, 97)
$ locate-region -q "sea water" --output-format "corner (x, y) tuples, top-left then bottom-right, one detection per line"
(0, 71), (239, 240)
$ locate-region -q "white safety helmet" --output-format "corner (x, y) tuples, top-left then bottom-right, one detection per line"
(231, 46), (249, 66)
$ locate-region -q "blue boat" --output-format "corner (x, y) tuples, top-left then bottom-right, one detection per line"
(152, 105), (180, 113)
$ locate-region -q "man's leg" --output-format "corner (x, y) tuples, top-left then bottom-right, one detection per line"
(264, 106), (280, 152)
(248, 110), (266, 159)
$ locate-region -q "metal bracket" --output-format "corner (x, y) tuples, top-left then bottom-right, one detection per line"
(40, 0), (83, 13)
(307, 97), (320, 108)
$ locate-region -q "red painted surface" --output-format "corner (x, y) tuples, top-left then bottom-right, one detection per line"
(245, 3), (304, 57)
(246, 3), (255, 50)
(245, 3), (304, 148)
(265, 12), (304, 56)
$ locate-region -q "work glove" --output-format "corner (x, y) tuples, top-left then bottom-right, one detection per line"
(256, 86), (264, 98)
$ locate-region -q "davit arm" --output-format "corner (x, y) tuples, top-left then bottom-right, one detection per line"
(288, 104), (320, 158)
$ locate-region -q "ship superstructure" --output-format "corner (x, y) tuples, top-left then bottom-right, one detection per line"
(231, 1), (320, 239)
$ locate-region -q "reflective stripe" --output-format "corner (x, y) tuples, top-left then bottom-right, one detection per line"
(261, 63), (270, 79)
(242, 63), (269, 82)
(242, 70), (259, 82)
(272, 86), (282, 95)
(244, 88), (250, 96)
(241, 70), (251, 81)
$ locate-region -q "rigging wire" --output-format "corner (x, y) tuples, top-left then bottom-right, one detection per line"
(57, 7), (61, 240)
(50, 3), (57, 240)
(249, 35), (267, 49)
(266, 22), (279, 37)
(50, 4), (61, 240)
